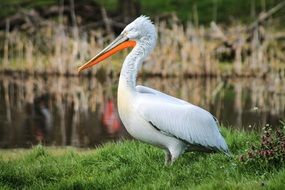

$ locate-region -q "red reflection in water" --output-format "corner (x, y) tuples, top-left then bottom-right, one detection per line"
(101, 99), (121, 135)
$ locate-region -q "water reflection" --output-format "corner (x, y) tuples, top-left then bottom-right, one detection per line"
(0, 74), (284, 148)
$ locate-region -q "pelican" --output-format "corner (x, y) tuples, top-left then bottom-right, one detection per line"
(78, 16), (230, 165)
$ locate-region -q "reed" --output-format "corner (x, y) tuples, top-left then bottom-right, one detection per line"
(0, 15), (284, 77)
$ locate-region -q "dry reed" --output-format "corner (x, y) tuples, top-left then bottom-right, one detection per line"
(0, 15), (284, 77)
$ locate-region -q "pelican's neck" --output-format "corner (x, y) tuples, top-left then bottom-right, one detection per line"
(119, 43), (147, 91)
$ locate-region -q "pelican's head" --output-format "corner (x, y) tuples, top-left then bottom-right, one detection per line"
(122, 16), (157, 44)
(78, 16), (157, 72)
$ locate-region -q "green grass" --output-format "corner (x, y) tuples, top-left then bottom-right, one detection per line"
(0, 128), (284, 189)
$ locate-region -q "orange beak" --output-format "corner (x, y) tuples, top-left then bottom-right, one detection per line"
(78, 34), (136, 72)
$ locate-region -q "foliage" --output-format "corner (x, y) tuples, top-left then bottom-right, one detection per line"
(240, 123), (285, 169)
(1, 0), (284, 25)
(0, 127), (285, 189)
(140, 0), (285, 24)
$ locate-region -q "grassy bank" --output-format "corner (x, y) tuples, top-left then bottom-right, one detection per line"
(0, 128), (285, 189)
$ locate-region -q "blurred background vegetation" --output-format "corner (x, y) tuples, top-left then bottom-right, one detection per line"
(0, 0), (284, 77)
(1, 0), (285, 25)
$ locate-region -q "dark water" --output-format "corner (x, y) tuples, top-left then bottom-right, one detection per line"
(0, 74), (284, 148)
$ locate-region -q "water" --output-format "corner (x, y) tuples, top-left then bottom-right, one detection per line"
(0, 74), (284, 148)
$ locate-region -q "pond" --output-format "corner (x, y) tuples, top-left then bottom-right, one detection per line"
(0, 74), (284, 148)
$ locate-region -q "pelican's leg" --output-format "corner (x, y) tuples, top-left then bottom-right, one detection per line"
(164, 150), (171, 166)
(168, 141), (187, 166)
(169, 151), (179, 166)
(164, 148), (181, 166)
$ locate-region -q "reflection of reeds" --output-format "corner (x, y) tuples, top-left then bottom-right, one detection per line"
(3, 79), (11, 123)
(1, 15), (284, 77)
(0, 75), (284, 147)
(0, 75), (124, 147)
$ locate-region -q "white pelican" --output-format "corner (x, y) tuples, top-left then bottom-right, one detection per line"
(78, 16), (230, 165)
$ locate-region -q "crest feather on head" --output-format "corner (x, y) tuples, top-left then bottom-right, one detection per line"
(133, 15), (153, 26)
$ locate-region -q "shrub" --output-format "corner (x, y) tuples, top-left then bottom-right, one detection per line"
(239, 122), (285, 169)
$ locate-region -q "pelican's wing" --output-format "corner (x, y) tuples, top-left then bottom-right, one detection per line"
(135, 85), (229, 153)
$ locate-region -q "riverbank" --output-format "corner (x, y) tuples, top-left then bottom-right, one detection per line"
(1, 127), (285, 189)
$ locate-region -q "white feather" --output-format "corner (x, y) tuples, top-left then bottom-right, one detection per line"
(134, 85), (229, 153)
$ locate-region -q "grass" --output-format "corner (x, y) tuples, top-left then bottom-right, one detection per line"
(0, 127), (285, 189)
